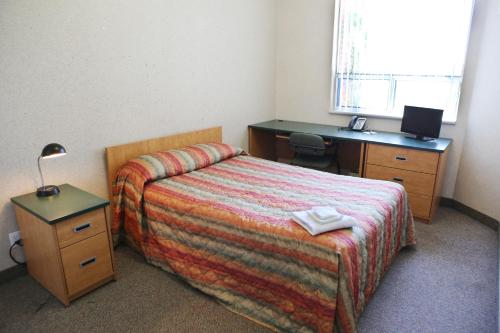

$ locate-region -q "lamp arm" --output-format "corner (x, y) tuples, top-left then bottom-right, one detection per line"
(37, 156), (45, 189)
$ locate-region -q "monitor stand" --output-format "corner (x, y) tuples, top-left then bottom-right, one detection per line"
(405, 135), (435, 142)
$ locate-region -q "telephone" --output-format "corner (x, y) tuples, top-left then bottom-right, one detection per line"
(348, 116), (367, 131)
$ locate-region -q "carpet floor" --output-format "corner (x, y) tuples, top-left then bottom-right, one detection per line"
(0, 207), (496, 333)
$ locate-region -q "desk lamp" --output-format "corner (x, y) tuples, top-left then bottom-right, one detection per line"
(37, 143), (67, 197)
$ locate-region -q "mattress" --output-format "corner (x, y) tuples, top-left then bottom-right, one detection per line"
(112, 144), (415, 333)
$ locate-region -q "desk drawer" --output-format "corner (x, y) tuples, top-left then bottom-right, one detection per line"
(61, 232), (113, 297)
(366, 144), (439, 174)
(56, 209), (107, 248)
(365, 164), (436, 196)
(407, 192), (432, 220)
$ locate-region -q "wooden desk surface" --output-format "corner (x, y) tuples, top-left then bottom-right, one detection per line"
(249, 119), (452, 152)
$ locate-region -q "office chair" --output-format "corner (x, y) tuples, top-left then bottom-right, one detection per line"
(289, 132), (340, 173)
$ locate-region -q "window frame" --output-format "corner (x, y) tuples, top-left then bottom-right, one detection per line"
(329, 0), (474, 125)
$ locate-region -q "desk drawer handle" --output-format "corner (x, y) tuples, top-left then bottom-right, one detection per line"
(393, 177), (404, 182)
(80, 256), (96, 268)
(395, 156), (407, 161)
(73, 223), (91, 233)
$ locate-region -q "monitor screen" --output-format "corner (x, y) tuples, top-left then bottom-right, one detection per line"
(401, 106), (444, 140)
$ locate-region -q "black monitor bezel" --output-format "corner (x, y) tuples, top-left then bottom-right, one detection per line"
(401, 105), (444, 140)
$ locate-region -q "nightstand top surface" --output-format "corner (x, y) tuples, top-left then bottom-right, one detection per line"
(11, 184), (109, 224)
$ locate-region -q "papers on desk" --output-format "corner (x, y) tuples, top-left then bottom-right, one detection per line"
(291, 206), (357, 236)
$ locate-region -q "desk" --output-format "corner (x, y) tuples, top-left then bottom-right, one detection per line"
(248, 119), (452, 222)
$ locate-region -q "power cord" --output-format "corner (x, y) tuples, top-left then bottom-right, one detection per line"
(9, 239), (26, 265)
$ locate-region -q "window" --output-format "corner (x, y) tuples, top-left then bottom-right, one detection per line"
(330, 0), (474, 122)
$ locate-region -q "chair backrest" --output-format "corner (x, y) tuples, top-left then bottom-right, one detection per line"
(289, 133), (326, 156)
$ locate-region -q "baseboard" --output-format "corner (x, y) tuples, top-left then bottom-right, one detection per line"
(0, 264), (27, 285)
(440, 197), (499, 231)
(439, 197), (455, 208)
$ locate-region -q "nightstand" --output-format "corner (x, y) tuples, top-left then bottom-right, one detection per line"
(11, 184), (116, 305)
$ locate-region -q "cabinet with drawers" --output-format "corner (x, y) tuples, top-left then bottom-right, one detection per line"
(11, 184), (116, 305)
(364, 143), (449, 222)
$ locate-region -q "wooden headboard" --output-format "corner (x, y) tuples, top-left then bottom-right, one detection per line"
(105, 127), (222, 199)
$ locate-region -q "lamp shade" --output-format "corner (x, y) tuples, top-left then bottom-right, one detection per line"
(41, 143), (66, 159)
(37, 143), (67, 197)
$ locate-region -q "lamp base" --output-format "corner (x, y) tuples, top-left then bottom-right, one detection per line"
(36, 185), (60, 197)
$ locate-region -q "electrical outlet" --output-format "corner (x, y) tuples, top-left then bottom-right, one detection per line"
(9, 231), (20, 246)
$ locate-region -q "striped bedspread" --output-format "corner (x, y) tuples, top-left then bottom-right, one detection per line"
(113, 145), (415, 333)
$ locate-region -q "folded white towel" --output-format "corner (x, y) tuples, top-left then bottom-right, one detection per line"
(309, 206), (342, 224)
(291, 211), (357, 236)
(310, 206), (341, 221)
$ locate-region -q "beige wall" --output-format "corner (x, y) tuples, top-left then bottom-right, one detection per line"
(275, 0), (498, 219)
(0, 0), (276, 271)
(275, 0), (473, 199)
(454, 0), (500, 220)
(1, 0), (497, 273)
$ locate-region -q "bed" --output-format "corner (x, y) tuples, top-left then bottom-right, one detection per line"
(106, 127), (415, 333)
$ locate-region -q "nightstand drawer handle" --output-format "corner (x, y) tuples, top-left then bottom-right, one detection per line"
(73, 223), (92, 233)
(395, 156), (407, 161)
(80, 256), (96, 268)
(393, 177), (404, 182)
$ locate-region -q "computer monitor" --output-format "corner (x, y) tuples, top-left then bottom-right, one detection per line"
(401, 105), (443, 141)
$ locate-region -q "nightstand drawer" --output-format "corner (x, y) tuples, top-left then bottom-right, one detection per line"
(61, 232), (113, 297)
(407, 192), (432, 219)
(366, 144), (439, 174)
(56, 209), (107, 248)
(365, 164), (436, 196)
